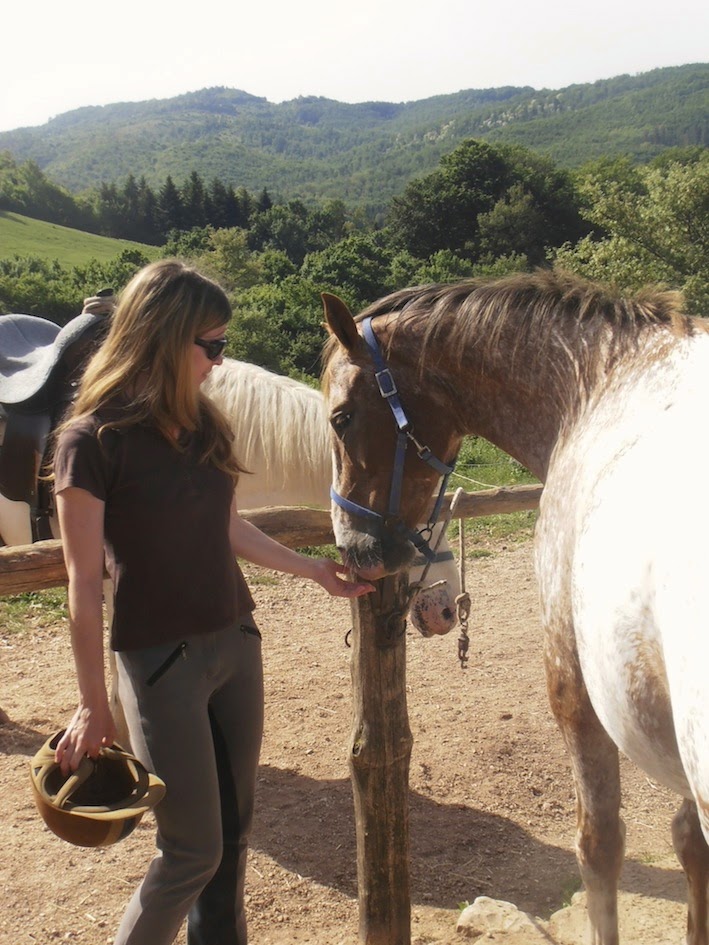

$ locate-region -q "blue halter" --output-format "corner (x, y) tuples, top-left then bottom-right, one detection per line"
(330, 316), (457, 563)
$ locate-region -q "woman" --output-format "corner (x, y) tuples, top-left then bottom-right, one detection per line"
(52, 259), (373, 945)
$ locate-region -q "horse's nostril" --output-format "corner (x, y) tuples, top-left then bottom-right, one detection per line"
(442, 607), (453, 621)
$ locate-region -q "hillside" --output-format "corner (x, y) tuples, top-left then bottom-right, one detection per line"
(0, 211), (160, 267)
(0, 64), (706, 212)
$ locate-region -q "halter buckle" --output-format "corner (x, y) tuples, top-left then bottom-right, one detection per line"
(375, 368), (398, 399)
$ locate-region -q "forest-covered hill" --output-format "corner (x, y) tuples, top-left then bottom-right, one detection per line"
(1, 64), (706, 212)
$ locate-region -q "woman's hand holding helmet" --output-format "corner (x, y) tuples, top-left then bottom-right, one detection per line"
(55, 700), (117, 775)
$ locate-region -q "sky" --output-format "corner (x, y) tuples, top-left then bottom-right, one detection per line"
(2, 0), (707, 134)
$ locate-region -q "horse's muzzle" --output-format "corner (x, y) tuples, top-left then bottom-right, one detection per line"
(337, 528), (416, 581)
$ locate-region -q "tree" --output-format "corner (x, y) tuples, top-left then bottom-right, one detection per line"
(387, 140), (512, 259)
(0, 250), (151, 321)
(553, 152), (709, 314)
(135, 176), (161, 244)
(208, 179), (232, 230)
(181, 171), (208, 230)
(0, 256), (78, 321)
(163, 227), (214, 258)
(477, 184), (548, 264)
(488, 147), (588, 262)
(70, 249), (152, 302)
(0, 154), (94, 231)
(301, 232), (393, 306)
(311, 199), (348, 246)
(254, 188), (273, 215)
(122, 175), (140, 224)
(228, 277), (327, 378)
(158, 176), (184, 235)
(248, 200), (337, 267)
(232, 187), (254, 229)
(195, 228), (263, 290)
(96, 182), (123, 237)
(387, 139), (586, 266)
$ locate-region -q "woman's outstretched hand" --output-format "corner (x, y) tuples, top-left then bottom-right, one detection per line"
(308, 558), (375, 598)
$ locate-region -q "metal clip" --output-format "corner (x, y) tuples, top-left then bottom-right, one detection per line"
(457, 631), (469, 668)
(407, 430), (432, 461)
(456, 590), (471, 669)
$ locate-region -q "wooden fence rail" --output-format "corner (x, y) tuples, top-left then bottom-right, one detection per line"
(0, 484), (542, 596)
(0, 483), (542, 945)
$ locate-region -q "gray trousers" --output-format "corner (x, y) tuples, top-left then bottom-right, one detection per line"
(114, 618), (264, 945)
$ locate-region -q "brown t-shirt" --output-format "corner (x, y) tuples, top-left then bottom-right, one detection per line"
(53, 411), (255, 651)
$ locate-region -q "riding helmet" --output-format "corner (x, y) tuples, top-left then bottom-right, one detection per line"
(29, 731), (166, 847)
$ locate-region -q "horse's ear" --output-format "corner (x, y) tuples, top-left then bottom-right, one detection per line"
(322, 293), (359, 351)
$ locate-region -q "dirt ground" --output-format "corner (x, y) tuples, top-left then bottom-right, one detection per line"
(0, 539), (690, 945)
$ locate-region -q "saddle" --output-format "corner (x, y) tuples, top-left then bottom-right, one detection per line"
(0, 309), (111, 540)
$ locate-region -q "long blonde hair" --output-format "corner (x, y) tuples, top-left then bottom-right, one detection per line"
(60, 259), (245, 484)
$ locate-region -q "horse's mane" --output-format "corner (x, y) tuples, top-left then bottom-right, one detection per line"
(203, 359), (330, 499)
(324, 269), (694, 400)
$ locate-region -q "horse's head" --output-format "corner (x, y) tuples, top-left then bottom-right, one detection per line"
(322, 293), (462, 585)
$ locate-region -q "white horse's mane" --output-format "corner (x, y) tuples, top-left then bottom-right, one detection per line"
(203, 358), (331, 509)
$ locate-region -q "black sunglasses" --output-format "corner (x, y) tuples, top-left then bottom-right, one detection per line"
(194, 337), (228, 361)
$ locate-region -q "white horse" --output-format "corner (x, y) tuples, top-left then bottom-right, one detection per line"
(0, 359), (461, 636)
(2, 357), (461, 744)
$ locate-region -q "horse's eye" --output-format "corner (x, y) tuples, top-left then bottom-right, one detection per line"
(330, 411), (352, 438)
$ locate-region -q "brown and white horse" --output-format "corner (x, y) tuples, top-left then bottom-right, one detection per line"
(321, 270), (709, 945)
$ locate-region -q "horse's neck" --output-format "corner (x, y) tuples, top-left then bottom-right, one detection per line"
(452, 319), (696, 480)
(237, 462), (329, 509)
(398, 321), (567, 481)
(455, 371), (562, 482)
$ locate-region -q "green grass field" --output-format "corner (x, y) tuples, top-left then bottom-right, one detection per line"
(449, 436), (540, 544)
(0, 211), (160, 268)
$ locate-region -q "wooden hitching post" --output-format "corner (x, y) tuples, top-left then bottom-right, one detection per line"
(348, 572), (413, 945)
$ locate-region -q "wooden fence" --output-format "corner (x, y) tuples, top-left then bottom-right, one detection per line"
(0, 485), (541, 595)
(0, 483), (542, 945)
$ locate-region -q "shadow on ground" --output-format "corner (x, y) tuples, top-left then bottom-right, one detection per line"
(252, 763), (686, 917)
(0, 719), (47, 756)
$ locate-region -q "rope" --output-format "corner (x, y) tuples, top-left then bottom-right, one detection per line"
(452, 487), (471, 669)
(450, 470), (504, 489)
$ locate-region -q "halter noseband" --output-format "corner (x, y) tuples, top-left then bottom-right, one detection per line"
(330, 316), (457, 563)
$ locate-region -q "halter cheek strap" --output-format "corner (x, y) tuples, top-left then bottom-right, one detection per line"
(330, 316), (457, 562)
